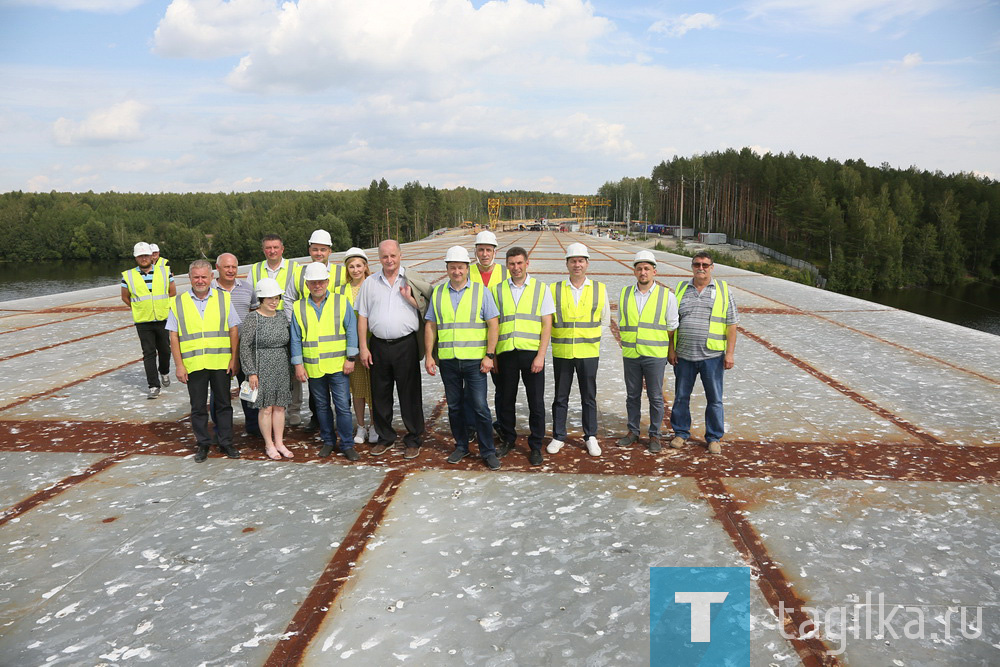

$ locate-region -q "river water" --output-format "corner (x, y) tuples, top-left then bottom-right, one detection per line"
(1, 261), (997, 336)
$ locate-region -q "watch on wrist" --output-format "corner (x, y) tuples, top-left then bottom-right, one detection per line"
(346, 355), (356, 362)
(485, 352), (496, 360)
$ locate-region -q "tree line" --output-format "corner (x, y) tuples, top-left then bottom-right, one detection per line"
(0, 182), (571, 266)
(636, 148), (999, 291)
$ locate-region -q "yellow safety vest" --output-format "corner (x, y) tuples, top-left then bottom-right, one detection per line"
(674, 279), (730, 351)
(493, 278), (544, 354)
(293, 294), (349, 378)
(470, 263), (508, 289)
(171, 289), (233, 373)
(551, 280), (606, 359)
(154, 257), (169, 270)
(122, 265), (171, 323)
(250, 260), (300, 311)
(618, 284), (673, 359)
(432, 281), (487, 360)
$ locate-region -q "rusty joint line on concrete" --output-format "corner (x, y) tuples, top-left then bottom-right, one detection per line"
(264, 469), (408, 667)
(0, 451), (131, 529)
(738, 327), (944, 447)
(0, 324), (135, 363)
(697, 477), (840, 666)
(0, 356), (142, 412)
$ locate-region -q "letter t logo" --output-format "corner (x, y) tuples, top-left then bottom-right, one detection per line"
(674, 591), (729, 642)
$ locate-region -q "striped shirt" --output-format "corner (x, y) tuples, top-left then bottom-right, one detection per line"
(674, 281), (739, 361)
(120, 266), (174, 290)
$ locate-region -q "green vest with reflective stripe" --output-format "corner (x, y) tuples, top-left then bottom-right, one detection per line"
(123, 265), (170, 323)
(551, 280), (605, 359)
(171, 289), (232, 372)
(674, 279), (730, 351)
(250, 260), (300, 311)
(493, 278), (544, 354)
(293, 294), (349, 378)
(432, 282), (487, 360)
(619, 284), (673, 359)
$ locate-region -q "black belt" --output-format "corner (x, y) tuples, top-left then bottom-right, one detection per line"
(373, 332), (415, 345)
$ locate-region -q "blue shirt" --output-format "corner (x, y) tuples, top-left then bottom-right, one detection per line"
(289, 294), (359, 366)
(165, 288), (242, 332)
(424, 280), (500, 323)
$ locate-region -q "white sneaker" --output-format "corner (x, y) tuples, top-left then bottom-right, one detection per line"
(354, 425), (367, 445)
(368, 425), (378, 443)
(160, 373), (170, 388)
(585, 436), (602, 457)
(546, 439), (564, 454)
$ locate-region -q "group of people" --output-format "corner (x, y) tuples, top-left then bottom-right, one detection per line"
(120, 230), (738, 467)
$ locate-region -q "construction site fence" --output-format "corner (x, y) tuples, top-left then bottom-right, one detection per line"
(731, 239), (828, 289)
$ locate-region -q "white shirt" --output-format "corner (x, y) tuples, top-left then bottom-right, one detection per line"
(567, 278), (611, 326)
(506, 275), (556, 315)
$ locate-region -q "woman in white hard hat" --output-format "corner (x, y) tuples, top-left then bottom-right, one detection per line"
(338, 247), (376, 445)
(240, 277), (294, 460)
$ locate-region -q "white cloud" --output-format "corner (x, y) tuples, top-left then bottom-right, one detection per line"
(901, 52), (923, 67)
(649, 12), (719, 37)
(52, 100), (150, 146)
(0, 0), (146, 11)
(154, 0), (611, 94)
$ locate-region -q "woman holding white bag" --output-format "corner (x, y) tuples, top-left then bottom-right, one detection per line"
(240, 277), (293, 460)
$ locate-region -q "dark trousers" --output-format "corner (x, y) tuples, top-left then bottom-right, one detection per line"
(441, 358), (495, 458)
(551, 356), (599, 440)
(188, 369), (233, 449)
(135, 321), (170, 388)
(370, 333), (424, 448)
(495, 349), (546, 451)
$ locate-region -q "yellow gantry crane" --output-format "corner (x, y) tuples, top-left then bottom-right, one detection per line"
(487, 196), (611, 228)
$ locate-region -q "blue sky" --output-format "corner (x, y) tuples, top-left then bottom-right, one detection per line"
(1, 0), (997, 194)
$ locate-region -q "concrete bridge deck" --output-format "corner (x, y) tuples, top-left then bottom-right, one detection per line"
(0, 231), (997, 666)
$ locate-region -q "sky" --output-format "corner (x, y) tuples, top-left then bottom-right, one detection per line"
(0, 0), (998, 195)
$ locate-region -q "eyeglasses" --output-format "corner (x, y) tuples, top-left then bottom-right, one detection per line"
(692, 262), (713, 268)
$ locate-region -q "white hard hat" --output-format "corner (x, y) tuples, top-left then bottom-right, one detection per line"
(565, 242), (590, 259)
(633, 250), (657, 267)
(149, 243), (160, 253)
(303, 262), (330, 281)
(133, 242), (152, 257)
(308, 229), (333, 247)
(254, 277), (283, 298)
(475, 230), (498, 246)
(343, 247), (368, 264)
(444, 245), (471, 263)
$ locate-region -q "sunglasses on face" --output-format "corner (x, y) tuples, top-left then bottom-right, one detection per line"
(692, 262), (713, 268)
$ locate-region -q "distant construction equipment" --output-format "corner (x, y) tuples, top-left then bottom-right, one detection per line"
(487, 196), (610, 229)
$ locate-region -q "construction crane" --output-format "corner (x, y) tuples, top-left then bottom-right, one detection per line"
(487, 197), (611, 229)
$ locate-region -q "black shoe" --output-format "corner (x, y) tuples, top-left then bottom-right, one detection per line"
(484, 453), (501, 470)
(447, 448), (469, 464)
(343, 448), (360, 461)
(302, 418), (319, 433)
(319, 443), (335, 458)
(194, 446), (209, 463)
(529, 449), (543, 466)
(220, 444), (240, 459)
(496, 437), (515, 458)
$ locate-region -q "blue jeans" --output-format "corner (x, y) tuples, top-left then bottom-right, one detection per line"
(624, 356), (667, 438)
(440, 358), (495, 458)
(670, 355), (725, 443)
(308, 372), (354, 451)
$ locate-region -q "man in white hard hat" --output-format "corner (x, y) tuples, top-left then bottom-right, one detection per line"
(291, 262), (361, 461)
(616, 250), (678, 453)
(149, 243), (169, 271)
(282, 228), (346, 430)
(425, 246), (502, 470)
(166, 259), (242, 462)
(547, 242), (610, 457)
(668, 251), (739, 455)
(357, 239), (432, 458)
(469, 230), (508, 288)
(121, 242), (176, 399)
